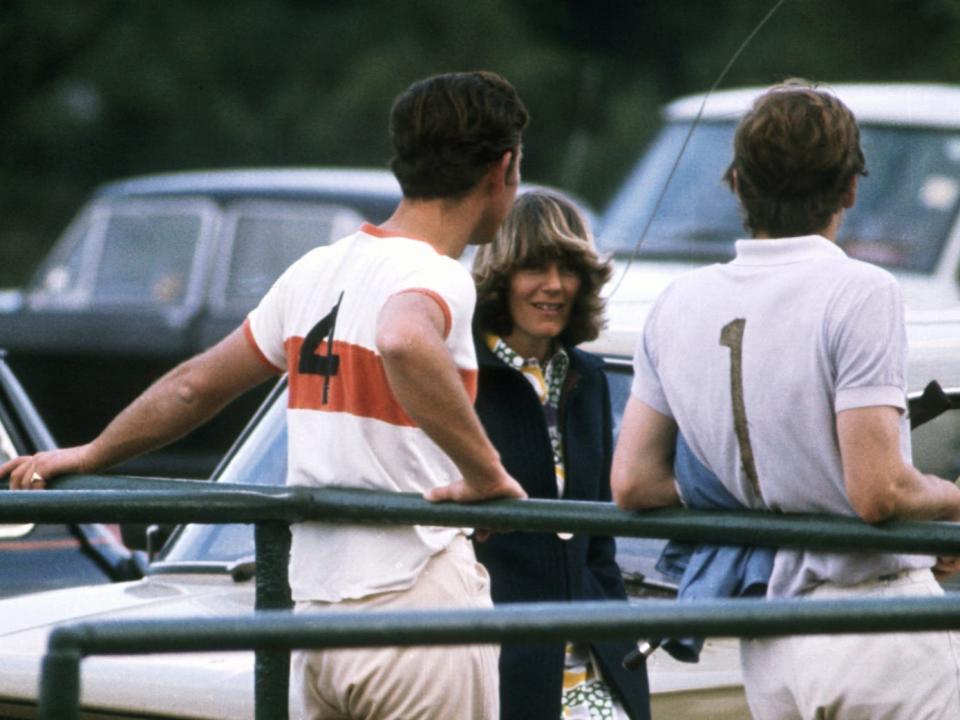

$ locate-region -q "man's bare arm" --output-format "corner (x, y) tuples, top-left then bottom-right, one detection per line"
(2, 326), (276, 489)
(611, 396), (680, 510)
(376, 292), (526, 503)
(838, 405), (960, 523)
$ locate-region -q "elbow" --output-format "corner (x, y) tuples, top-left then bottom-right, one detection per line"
(852, 497), (898, 525)
(611, 463), (638, 510)
(847, 471), (909, 524)
(611, 467), (662, 511)
(376, 327), (415, 363)
(611, 478), (632, 510)
(168, 360), (223, 412)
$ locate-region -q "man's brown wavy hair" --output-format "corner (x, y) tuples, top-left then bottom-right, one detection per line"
(389, 71), (529, 200)
(724, 79), (867, 237)
(472, 190), (612, 347)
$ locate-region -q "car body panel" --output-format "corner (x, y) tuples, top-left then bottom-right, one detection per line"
(0, 578), (258, 719)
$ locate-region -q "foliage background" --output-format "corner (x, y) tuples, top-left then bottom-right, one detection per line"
(2, 0), (959, 285)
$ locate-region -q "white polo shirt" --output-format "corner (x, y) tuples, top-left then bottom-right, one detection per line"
(632, 235), (931, 597)
(245, 224), (478, 602)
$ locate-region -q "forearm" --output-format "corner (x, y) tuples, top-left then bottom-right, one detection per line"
(83, 363), (235, 471)
(839, 405), (960, 523)
(84, 326), (274, 472)
(873, 466), (960, 523)
(4, 327), (272, 489)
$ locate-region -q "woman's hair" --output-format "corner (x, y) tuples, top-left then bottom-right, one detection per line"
(472, 189), (612, 347)
(724, 78), (867, 237)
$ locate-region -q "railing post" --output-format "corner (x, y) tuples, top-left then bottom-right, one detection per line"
(38, 631), (81, 720)
(254, 521), (293, 720)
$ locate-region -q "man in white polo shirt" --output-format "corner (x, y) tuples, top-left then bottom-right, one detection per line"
(4, 71), (530, 719)
(611, 80), (960, 719)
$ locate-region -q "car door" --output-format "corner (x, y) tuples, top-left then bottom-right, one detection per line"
(0, 354), (142, 598)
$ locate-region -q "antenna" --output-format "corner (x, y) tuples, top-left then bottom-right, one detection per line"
(606, 0), (790, 298)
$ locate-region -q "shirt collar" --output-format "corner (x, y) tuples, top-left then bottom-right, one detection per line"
(484, 333), (568, 373)
(732, 235), (846, 266)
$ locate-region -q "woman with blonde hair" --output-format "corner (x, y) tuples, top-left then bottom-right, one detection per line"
(472, 190), (650, 720)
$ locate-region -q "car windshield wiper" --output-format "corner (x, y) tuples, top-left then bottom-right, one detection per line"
(147, 555), (257, 582)
(227, 555), (257, 582)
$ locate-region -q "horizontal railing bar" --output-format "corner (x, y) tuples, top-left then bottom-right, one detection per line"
(3, 474), (960, 553)
(46, 596), (960, 656)
(4, 475), (960, 553)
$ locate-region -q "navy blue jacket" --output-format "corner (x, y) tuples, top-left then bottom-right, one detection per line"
(472, 338), (650, 720)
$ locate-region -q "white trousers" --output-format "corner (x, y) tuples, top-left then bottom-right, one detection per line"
(291, 535), (499, 720)
(741, 568), (960, 720)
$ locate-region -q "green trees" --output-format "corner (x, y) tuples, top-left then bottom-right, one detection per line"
(2, 0), (959, 285)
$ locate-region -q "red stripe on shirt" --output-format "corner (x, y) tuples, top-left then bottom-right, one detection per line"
(285, 336), (477, 425)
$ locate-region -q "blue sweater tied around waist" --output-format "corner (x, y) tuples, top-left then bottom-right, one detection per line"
(655, 434), (775, 662)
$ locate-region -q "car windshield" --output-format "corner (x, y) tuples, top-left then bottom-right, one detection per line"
(157, 364), (673, 585)
(600, 121), (960, 274)
(160, 387), (288, 565)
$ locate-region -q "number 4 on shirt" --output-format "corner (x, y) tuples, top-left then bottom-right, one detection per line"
(299, 291), (344, 404)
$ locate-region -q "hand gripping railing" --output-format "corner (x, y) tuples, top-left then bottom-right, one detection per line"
(6, 475), (960, 719)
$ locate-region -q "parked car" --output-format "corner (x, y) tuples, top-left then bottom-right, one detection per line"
(593, 83), (960, 477)
(0, 168), (596, 480)
(0, 354), (143, 598)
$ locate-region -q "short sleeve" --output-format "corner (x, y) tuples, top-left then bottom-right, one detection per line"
(395, 258), (477, 347)
(245, 264), (293, 373)
(830, 273), (908, 413)
(630, 295), (673, 417)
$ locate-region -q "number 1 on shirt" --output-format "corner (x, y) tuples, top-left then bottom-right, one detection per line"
(719, 318), (761, 497)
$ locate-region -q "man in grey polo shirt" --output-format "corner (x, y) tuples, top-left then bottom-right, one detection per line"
(611, 80), (960, 719)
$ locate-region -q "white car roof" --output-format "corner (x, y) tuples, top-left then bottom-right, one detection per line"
(97, 167), (403, 199)
(665, 83), (960, 128)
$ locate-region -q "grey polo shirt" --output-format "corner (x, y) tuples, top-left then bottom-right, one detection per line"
(632, 235), (931, 597)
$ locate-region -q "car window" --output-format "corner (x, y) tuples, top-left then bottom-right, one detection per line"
(605, 360), (632, 441)
(213, 201), (365, 313)
(92, 213), (200, 306)
(840, 127), (960, 273)
(27, 210), (95, 308)
(29, 198), (217, 309)
(600, 121), (960, 275)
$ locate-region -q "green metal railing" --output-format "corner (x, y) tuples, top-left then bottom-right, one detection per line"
(6, 475), (960, 718)
(38, 596), (960, 720)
